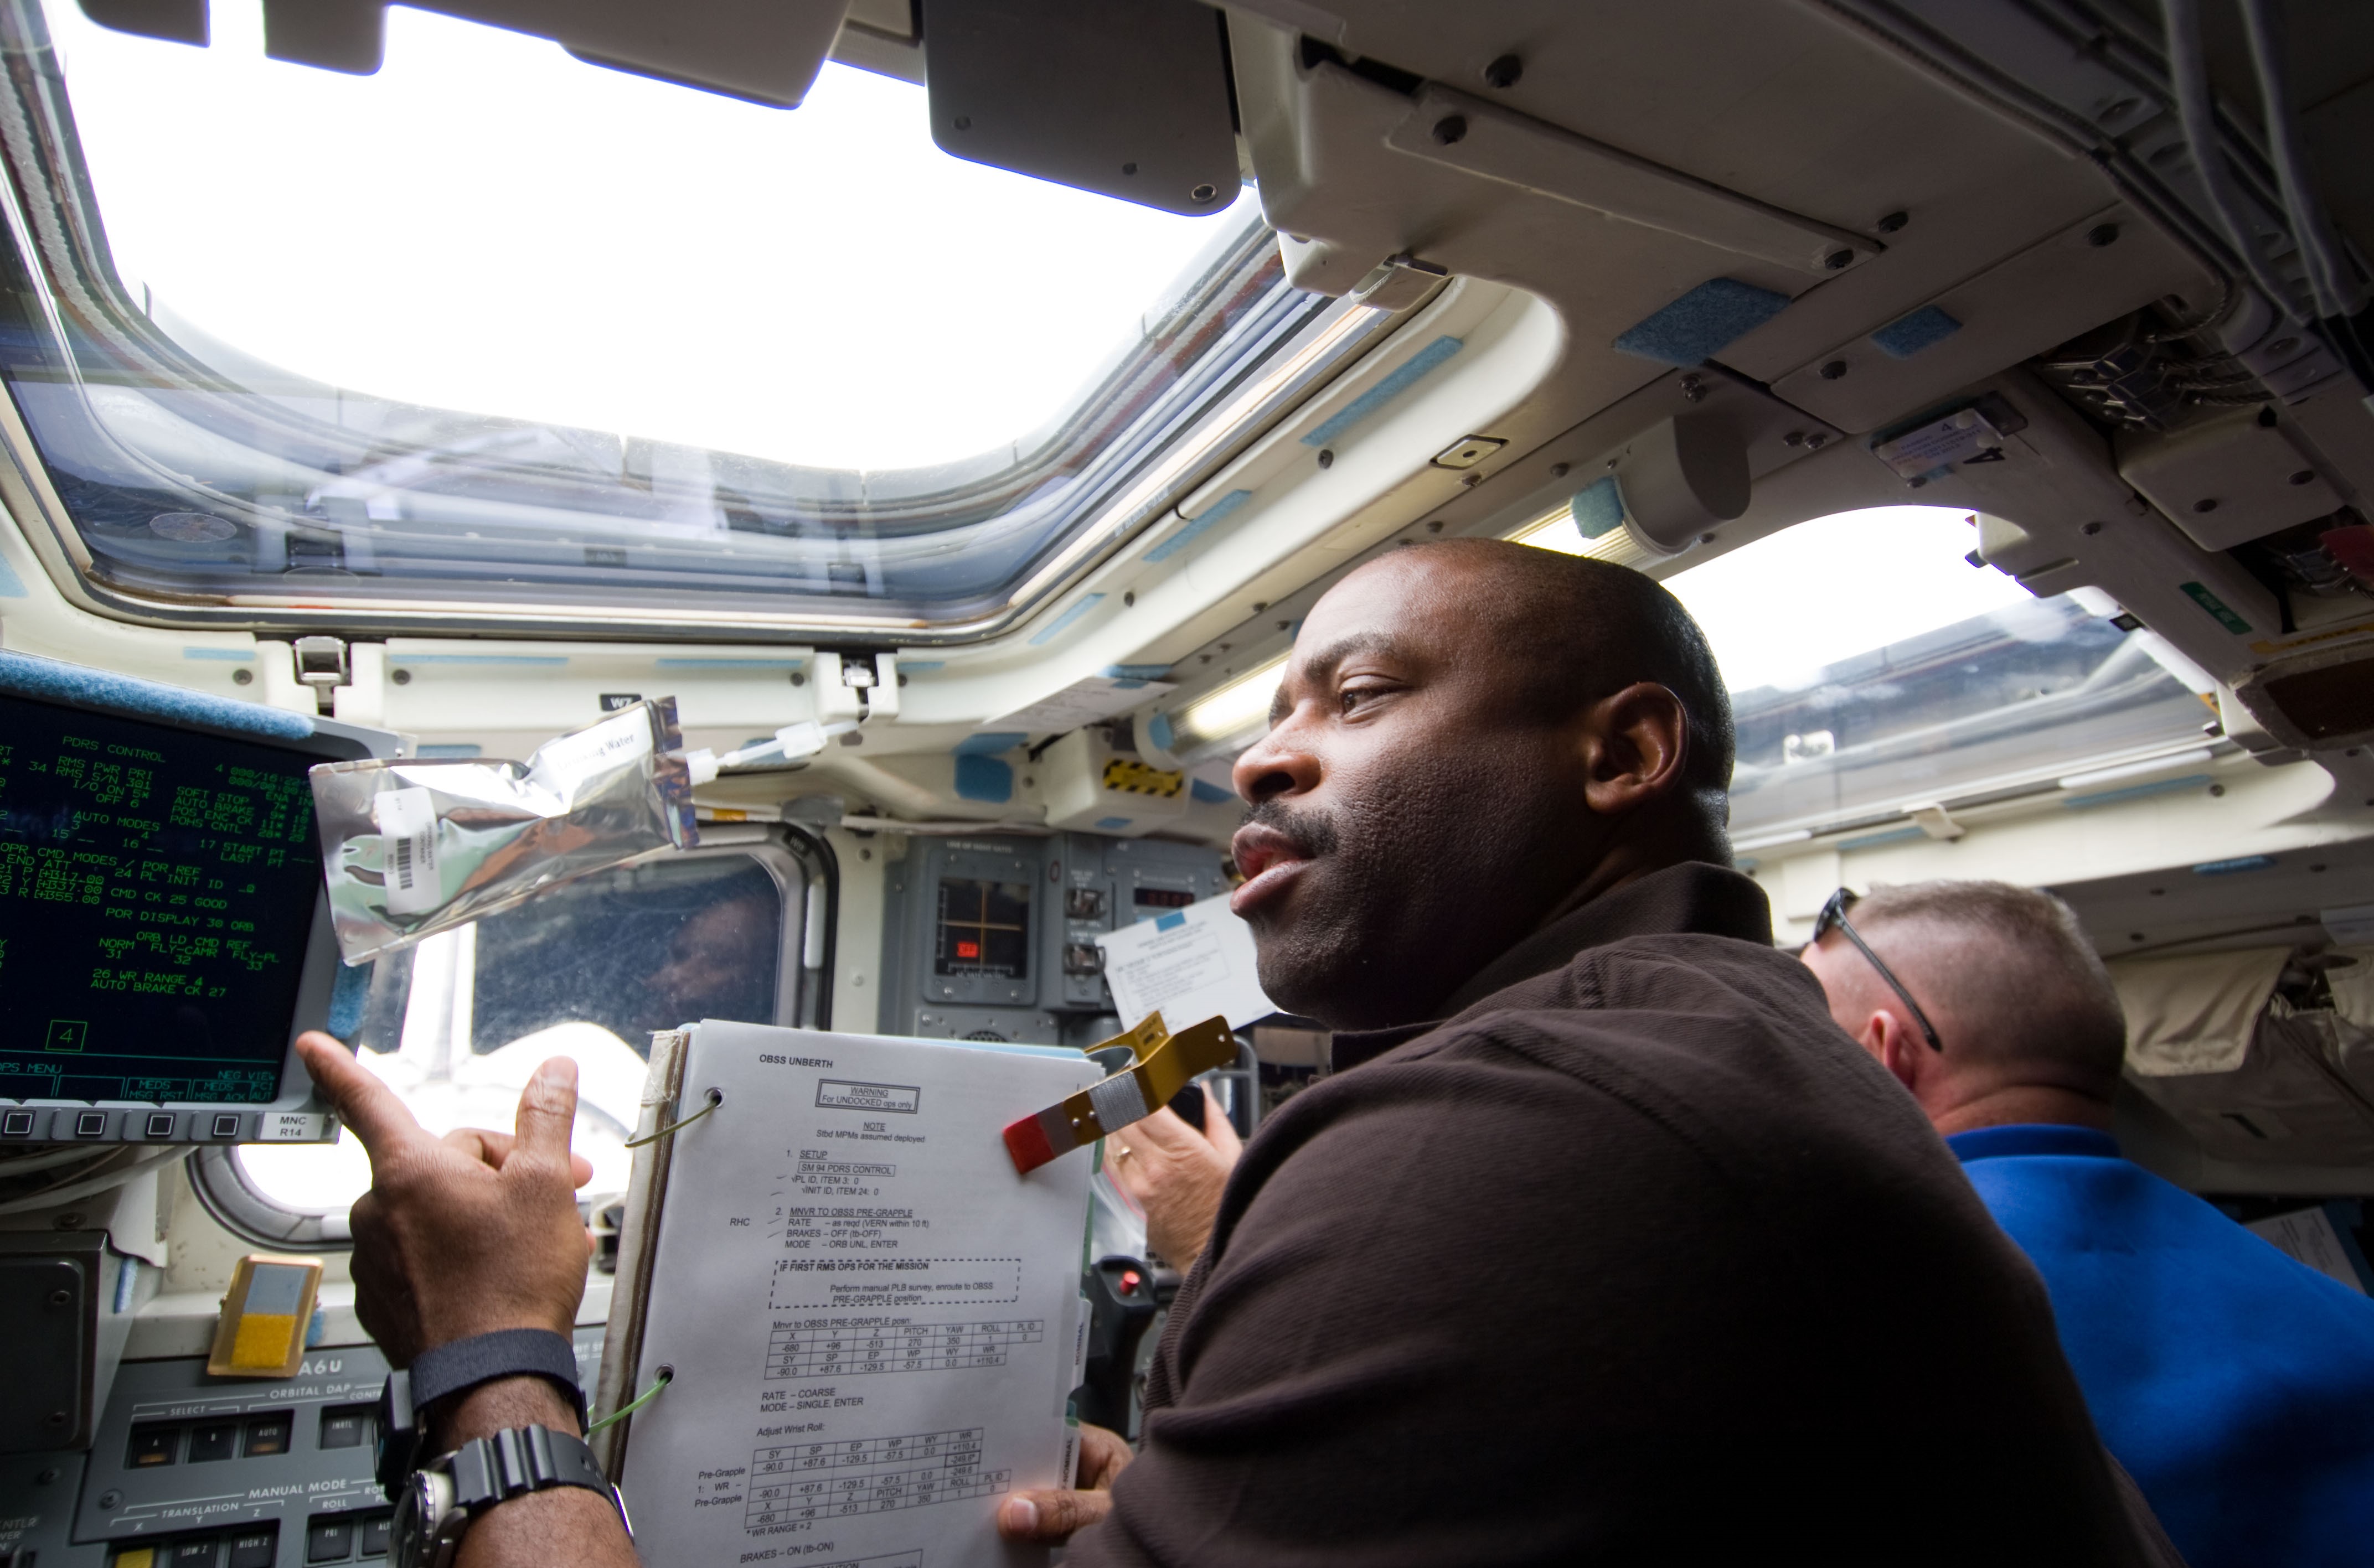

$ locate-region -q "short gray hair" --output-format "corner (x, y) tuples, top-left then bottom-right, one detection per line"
(1849, 881), (2127, 1092)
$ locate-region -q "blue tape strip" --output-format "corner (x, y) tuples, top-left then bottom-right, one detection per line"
(1835, 825), (1927, 851)
(1300, 336), (1464, 448)
(1154, 910), (1187, 931)
(1190, 778), (1232, 804)
(1095, 816), (1133, 830)
(396, 654), (567, 666)
(0, 650), (314, 741)
(1144, 491), (1251, 565)
(2192, 853), (2277, 874)
(181, 647), (255, 662)
(652, 658), (803, 669)
(1870, 305), (1962, 359)
(953, 754), (1014, 803)
(0, 555), (25, 599)
(2066, 774), (2214, 811)
(416, 743), (482, 758)
(1028, 593), (1106, 647)
(1612, 278), (1792, 365)
(1102, 664), (1173, 681)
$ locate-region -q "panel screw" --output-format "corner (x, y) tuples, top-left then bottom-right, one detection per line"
(1121, 162), (1138, 177)
(1190, 183), (1217, 203)
(54, 1212), (82, 1230)
(1783, 431), (1805, 446)
(2086, 222), (2120, 247)
(1316, 449), (1334, 469)
(1482, 53), (1522, 88)
(1824, 249), (1854, 270)
(99, 1490), (121, 1509)
(1698, 532), (1717, 546)
(1819, 360), (1848, 380)
(1425, 519), (1443, 533)
(952, 115), (971, 131)
(2193, 498), (2218, 513)
(1876, 210), (1909, 233)
(2082, 521), (2104, 536)
(1432, 115), (1468, 146)
(790, 671), (806, 686)
(35, 1468), (57, 1484)
(1122, 591), (1135, 607)
(232, 668), (254, 685)
(391, 668), (411, 685)
(1251, 602), (1268, 612)
(1548, 462), (1570, 478)
(2289, 469), (2315, 485)
(896, 672), (909, 686)
(2208, 783), (2226, 796)
(1804, 433), (1827, 448)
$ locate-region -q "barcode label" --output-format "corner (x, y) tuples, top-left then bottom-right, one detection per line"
(373, 786), (441, 915)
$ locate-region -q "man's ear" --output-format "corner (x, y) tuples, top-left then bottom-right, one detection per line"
(1872, 1011), (1925, 1094)
(1578, 682), (1689, 815)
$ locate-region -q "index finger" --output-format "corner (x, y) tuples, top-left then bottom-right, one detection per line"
(1124, 1106), (1206, 1155)
(296, 1031), (429, 1157)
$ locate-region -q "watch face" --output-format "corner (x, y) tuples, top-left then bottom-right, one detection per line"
(389, 1471), (438, 1568)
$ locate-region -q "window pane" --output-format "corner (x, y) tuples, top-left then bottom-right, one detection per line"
(236, 852), (789, 1213)
(0, 1), (1373, 631)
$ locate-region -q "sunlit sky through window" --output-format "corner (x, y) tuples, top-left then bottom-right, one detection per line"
(1525, 506), (2037, 694)
(46, 0), (1257, 471)
(1665, 508), (2034, 693)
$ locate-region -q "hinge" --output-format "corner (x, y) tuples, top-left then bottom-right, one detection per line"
(291, 636), (349, 715)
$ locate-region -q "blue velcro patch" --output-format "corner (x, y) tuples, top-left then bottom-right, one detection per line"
(1870, 305), (1962, 359)
(954, 731), (1025, 756)
(1146, 713), (1175, 753)
(327, 961), (373, 1038)
(1095, 816), (1133, 831)
(1613, 278), (1792, 365)
(0, 649), (314, 741)
(1571, 475), (1625, 540)
(1155, 910), (1188, 931)
(1300, 335), (1465, 448)
(1102, 665), (1173, 681)
(1028, 593), (1106, 646)
(954, 753), (1014, 803)
(1190, 778), (1233, 804)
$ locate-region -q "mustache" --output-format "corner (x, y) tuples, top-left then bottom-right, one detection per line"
(1241, 798), (1341, 858)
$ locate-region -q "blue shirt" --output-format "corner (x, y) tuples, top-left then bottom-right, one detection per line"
(1950, 1124), (2374, 1568)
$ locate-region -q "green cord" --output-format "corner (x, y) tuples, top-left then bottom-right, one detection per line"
(624, 1088), (722, 1149)
(587, 1367), (673, 1435)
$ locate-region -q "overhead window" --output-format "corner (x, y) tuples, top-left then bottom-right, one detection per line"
(0, 1), (1386, 634)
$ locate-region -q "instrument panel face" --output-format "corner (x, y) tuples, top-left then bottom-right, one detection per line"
(0, 1331), (603, 1568)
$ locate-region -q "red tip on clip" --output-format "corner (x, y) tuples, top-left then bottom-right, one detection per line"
(1003, 1115), (1057, 1175)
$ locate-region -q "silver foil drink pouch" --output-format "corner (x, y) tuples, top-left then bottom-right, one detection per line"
(311, 698), (699, 963)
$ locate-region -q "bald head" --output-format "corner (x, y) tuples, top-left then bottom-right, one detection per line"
(1804, 881), (2129, 1115)
(1341, 541), (1736, 839)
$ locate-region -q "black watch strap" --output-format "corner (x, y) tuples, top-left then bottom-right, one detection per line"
(445, 1425), (613, 1514)
(409, 1329), (588, 1428)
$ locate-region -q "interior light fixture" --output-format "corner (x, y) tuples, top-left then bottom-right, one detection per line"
(1508, 499), (1661, 570)
(1152, 654), (1289, 764)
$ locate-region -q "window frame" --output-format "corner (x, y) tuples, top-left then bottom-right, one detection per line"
(191, 824), (833, 1248)
(0, 0), (1399, 641)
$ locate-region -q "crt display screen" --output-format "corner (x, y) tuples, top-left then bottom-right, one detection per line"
(933, 878), (1031, 980)
(0, 693), (322, 1104)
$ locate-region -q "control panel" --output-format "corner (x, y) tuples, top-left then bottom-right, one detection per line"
(880, 833), (1231, 1046)
(0, 1330), (602, 1568)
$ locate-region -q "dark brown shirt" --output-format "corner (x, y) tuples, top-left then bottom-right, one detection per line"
(1068, 862), (2160, 1566)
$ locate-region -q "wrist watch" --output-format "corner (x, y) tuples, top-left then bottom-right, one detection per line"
(377, 1329), (591, 1495)
(388, 1425), (630, 1568)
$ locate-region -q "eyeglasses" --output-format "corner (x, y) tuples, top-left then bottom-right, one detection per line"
(1811, 888), (1944, 1053)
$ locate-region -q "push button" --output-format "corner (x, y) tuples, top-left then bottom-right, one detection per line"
(169, 1538), (219, 1568)
(358, 1515), (392, 1559)
(145, 1112), (178, 1139)
(127, 1425), (178, 1467)
(111, 1550), (156, 1568)
(211, 1114), (242, 1139)
(244, 1413), (291, 1457)
(318, 1407), (369, 1450)
(187, 1421), (239, 1463)
(306, 1517), (353, 1564)
(0, 1110), (34, 1137)
(75, 1110), (108, 1138)
(226, 1528), (276, 1568)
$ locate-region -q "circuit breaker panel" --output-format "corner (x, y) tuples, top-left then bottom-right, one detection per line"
(879, 833), (1231, 1047)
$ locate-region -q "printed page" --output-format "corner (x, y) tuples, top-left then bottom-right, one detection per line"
(1095, 893), (1276, 1031)
(615, 1022), (1101, 1568)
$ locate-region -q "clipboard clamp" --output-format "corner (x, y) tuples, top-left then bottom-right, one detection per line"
(1002, 1012), (1240, 1175)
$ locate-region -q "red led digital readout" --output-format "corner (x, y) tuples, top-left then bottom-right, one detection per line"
(957, 940), (981, 959)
